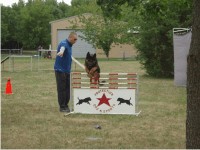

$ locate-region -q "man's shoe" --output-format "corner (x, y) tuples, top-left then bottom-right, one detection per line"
(65, 107), (70, 113)
(60, 107), (70, 113)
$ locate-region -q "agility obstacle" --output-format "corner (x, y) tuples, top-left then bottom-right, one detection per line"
(70, 72), (140, 115)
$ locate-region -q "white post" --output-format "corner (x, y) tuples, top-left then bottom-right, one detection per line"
(71, 56), (85, 70)
(31, 56), (33, 71)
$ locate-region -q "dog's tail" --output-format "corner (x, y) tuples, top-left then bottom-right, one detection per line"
(76, 97), (80, 105)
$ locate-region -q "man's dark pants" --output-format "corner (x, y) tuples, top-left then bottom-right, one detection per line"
(55, 71), (70, 110)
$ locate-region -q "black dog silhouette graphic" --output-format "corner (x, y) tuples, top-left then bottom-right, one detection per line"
(117, 97), (133, 106)
(76, 97), (92, 105)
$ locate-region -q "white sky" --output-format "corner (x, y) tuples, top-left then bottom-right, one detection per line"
(0, 0), (72, 6)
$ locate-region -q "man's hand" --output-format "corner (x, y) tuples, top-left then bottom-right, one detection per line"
(57, 47), (65, 57)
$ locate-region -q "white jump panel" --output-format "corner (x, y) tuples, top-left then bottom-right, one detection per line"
(71, 72), (140, 115)
(74, 89), (136, 114)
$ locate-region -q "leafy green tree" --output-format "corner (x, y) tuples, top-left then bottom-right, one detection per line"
(19, 0), (53, 49)
(1, 0), (72, 49)
(134, 0), (191, 77)
(1, 6), (11, 46)
(97, 0), (140, 20)
(44, 0), (71, 19)
(11, 0), (25, 48)
(70, 0), (102, 16)
(57, 1), (71, 18)
(69, 0), (131, 58)
(97, 0), (192, 77)
(1, 5), (23, 49)
(71, 14), (129, 58)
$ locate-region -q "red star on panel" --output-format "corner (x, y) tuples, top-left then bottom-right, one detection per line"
(97, 93), (111, 107)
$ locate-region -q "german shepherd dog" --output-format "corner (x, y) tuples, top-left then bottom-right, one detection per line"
(85, 52), (100, 84)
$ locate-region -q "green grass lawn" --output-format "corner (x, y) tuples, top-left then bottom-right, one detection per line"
(1, 58), (186, 149)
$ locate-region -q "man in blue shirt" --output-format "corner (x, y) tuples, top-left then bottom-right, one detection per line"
(54, 32), (78, 112)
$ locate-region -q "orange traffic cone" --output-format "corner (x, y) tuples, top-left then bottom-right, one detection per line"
(5, 78), (13, 94)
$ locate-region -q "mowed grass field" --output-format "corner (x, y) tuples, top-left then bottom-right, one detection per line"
(1, 57), (186, 149)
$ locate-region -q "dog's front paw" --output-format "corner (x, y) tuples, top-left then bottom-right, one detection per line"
(87, 74), (92, 78)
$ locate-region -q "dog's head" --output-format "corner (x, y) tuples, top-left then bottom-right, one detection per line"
(85, 52), (98, 69)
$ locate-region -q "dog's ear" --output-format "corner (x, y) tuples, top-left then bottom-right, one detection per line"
(86, 52), (90, 58)
(93, 53), (96, 58)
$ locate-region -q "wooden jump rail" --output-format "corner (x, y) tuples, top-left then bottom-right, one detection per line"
(71, 72), (138, 89)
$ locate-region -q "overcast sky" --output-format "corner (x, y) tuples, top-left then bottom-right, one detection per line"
(0, 0), (72, 6)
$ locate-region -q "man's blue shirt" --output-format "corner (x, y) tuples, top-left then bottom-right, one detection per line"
(54, 39), (72, 73)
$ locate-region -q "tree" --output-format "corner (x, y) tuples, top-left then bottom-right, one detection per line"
(96, 0), (138, 20)
(19, 0), (53, 49)
(97, 0), (192, 77)
(133, 0), (192, 77)
(57, 1), (71, 18)
(71, 14), (129, 58)
(69, 0), (102, 16)
(1, 0), (72, 49)
(1, 6), (11, 46)
(186, 0), (200, 148)
(1, 5), (23, 49)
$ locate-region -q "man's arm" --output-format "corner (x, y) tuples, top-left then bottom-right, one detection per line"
(57, 46), (65, 57)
